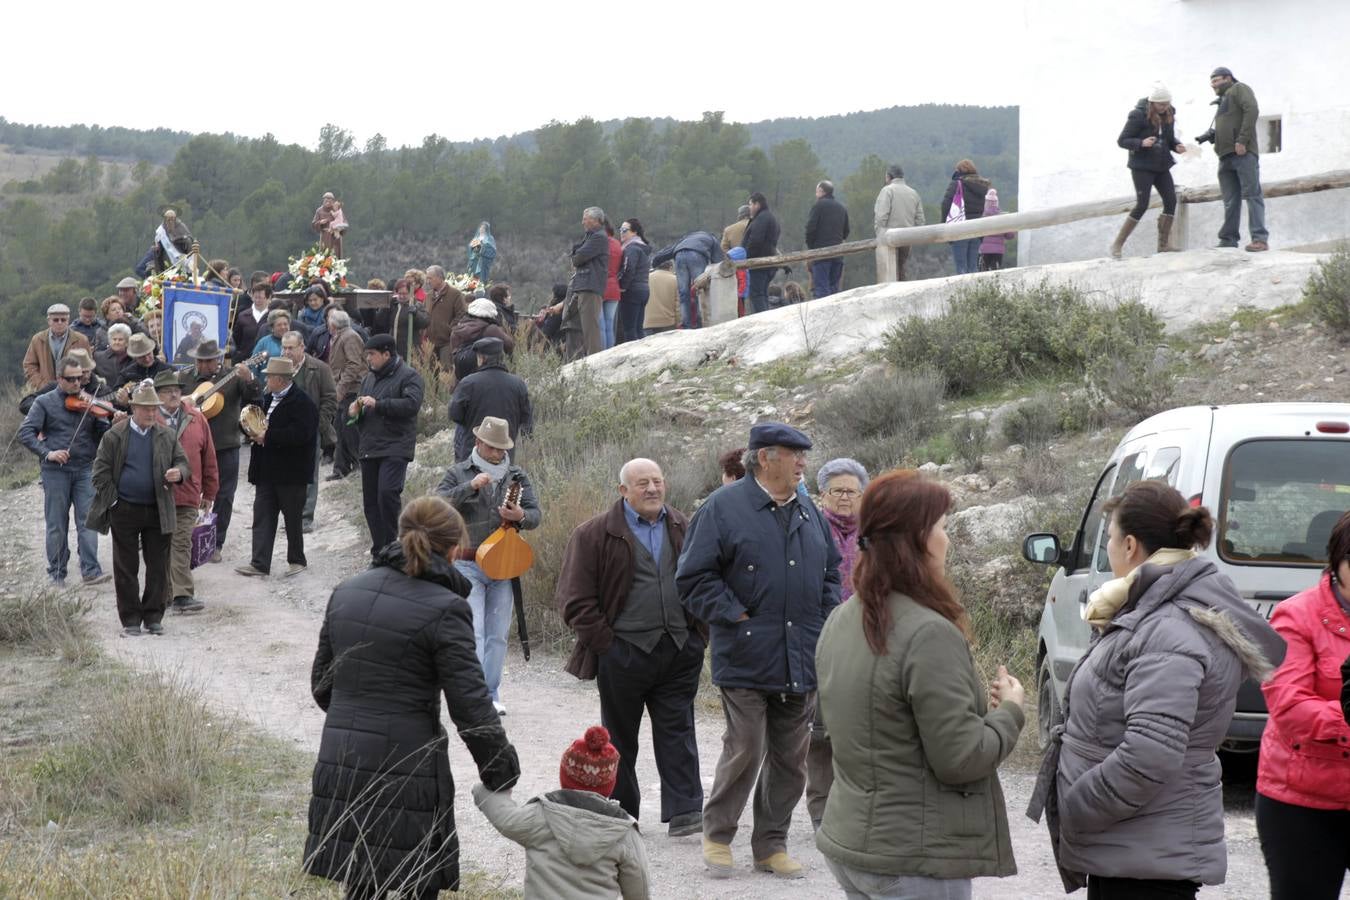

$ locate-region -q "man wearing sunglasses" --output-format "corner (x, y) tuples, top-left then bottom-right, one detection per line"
(22, 303), (91, 391)
(18, 356), (118, 586)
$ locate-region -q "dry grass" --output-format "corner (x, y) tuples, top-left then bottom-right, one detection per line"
(0, 379), (39, 489)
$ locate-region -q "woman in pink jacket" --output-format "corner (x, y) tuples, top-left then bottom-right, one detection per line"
(1256, 510), (1350, 899)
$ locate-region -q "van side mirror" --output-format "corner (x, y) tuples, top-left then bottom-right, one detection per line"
(1023, 533), (1064, 566)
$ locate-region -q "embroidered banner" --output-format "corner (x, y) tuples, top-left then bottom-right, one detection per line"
(162, 283), (235, 364)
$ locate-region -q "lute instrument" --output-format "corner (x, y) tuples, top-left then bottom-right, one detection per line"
(476, 479), (534, 581)
(188, 350), (267, 419)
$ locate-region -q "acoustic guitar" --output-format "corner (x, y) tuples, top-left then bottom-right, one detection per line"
(476, 480), (534, 581)
(188, 350), (267, 419)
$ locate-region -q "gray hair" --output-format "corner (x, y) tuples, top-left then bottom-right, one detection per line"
(886, 164), (904, 180)
(737, 205), (751, 220)
(816, 457), (869, 494)
(328, 309), (351, 330)
(618, 457), (663, 486)
(426, 265), (446, 280)
(743, 446), (783, 474)
(817, 180), (834, 196)
(583, 206), (606, 224)
(107, 323), (132, 339)
(281, 330), (305, 347)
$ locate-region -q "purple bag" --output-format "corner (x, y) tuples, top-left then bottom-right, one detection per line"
(190, 512), (217, 569)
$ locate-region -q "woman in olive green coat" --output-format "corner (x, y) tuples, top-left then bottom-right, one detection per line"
(815, 470), (1025, 899)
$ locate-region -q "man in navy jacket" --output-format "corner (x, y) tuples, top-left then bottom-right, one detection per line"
(677, 422), (841, 880)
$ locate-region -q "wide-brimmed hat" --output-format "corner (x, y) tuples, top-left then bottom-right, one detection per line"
(66, 348), (95, 369)
(129, 383), (160, 406)
(472, 416), (514, 450)
(116, 276), (140, 290)
(190, 339), (225, 360)
(127, 333), (156, 357)
(152, 370), (183, 391)
(263, 357), (296, 377)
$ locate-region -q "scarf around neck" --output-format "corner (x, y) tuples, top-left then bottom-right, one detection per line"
(471, 447), (510, 484)
(1083, 547), (1196, 628)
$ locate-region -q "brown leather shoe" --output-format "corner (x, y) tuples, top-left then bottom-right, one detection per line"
(1245, 240), (1269, 252)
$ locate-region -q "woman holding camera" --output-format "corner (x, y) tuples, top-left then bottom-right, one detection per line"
(1111, 83), (1187, 259)
(1255, 510), (1350, 899)
(1036, 481), (1282, 899)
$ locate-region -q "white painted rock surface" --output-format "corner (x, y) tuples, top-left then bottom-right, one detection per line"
(572, 248), (1325, 385)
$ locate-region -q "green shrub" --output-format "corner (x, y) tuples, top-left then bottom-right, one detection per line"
(1085, 302), (1175, 419)
(883, 281), (1168, 398)
(949, 416), (990, 472)
(813, 369), (945, 474)
(1305, 248), (1350, 333)
(1002, 394), (1062, 449)
(0, 582), (97, 666)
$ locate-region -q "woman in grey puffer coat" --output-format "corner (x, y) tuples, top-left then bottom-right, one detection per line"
(1033, 481), (1283, 899)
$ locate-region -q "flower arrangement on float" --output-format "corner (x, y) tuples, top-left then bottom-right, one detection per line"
(450, 272), (486, 293)
(137, 265), (192, 318)
(287, 245), (349, 291)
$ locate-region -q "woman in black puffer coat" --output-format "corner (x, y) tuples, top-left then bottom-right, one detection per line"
(1111, 82), (1188, 259)
(304, 496), (520, 900)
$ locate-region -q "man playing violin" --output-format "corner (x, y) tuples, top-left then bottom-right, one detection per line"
(18, 356), (121, 586)
(181, 339), (257, 564)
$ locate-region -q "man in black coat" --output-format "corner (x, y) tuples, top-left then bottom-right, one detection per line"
(804, 180), (850, 298)
(236, 356), (318, 578)
(447, 337), (532, 463)
(741, 192), (781, 314)
(352, 334), (425, 556)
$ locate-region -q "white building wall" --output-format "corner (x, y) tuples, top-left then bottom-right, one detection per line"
(1019, 0), (1350, 264)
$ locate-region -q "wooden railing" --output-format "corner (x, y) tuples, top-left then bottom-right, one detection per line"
(720, 168), (1350, 287)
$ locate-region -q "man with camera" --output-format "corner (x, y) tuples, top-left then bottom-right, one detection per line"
(1197, 66), (1268, 252)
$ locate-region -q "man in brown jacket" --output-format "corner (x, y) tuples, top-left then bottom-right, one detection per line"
(720, 205), (751, 252)
(556, 457), (705, 837)
(424, 265), (467, 370)
(325, 309), (366, 480)
(23, 303), (91, 390)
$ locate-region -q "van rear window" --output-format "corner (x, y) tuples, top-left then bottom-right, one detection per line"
(1220, 438), (1350, 565)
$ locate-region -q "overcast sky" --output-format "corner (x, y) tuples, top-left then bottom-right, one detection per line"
(7, 1), (1024, 149)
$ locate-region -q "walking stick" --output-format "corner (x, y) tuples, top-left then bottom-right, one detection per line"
(511, 577), (531, 661)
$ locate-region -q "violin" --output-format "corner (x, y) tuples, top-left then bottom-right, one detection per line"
(64, 392), (119, 420)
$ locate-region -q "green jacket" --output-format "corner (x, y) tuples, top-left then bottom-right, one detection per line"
(88, 419), (190, 535)
(1213, 81), (1259, 158)
(814, 593), (1023, 879)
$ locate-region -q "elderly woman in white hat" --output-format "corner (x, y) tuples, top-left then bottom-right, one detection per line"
(448, 296), (515, 381)
(1111, 81), (1188, 258)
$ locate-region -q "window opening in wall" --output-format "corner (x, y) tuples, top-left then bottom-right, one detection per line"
(1257, 115), (1282, 154)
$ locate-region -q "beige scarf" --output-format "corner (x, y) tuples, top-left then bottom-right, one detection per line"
(1082, 548), (1196, 628)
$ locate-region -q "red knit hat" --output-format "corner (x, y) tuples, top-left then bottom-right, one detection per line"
(560, 725), (620, 797)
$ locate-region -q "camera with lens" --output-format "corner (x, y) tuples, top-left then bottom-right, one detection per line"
(1195, 128), (1216, 145)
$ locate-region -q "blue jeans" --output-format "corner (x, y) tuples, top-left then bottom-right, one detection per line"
(618, 288), (648, 344)
(810, 258), (844, 298)
(950, 238), (980, 275)
(454, 559), (514, 702)
(746, 268), (774, 314)
(1217, 152), (1268, 244)
(674, 251), (705, 328)
(41, 464), (101, 582)
(601, 300), (618, 349)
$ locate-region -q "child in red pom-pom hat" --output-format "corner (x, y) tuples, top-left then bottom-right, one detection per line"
(473, 725), (651, 898)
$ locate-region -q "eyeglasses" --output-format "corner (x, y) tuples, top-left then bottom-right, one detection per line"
(59, 375), (81, 383)
(827, 488), (861, 498)
(49, 317), (69, 323)
(619, 225), (631, 233)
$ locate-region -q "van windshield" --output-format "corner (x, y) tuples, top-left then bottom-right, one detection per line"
(1220, 438), (1350, 565)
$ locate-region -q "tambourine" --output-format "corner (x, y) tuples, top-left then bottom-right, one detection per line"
(239, 404), (267, 442)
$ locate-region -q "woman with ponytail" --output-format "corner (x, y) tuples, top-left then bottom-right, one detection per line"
(305, 496), (521, 900)
(814, 470), (1025, 899)
(1036, 480), (1283, 899)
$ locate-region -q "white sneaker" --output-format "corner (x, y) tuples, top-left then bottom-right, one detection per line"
(493, 701), (507, 716)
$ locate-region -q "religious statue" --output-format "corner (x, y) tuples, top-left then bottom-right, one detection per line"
(467, 221), (497, 282)
(137, 209), (193, 276)
(312, 191), (344, 256)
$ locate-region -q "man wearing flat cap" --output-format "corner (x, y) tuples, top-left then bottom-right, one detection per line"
(447, 336), (532, 463)
(351, 333), (425, 556)
(435, 416), (541, 715)
(236, 356), (318, 578)
(181, 339), (257, 563)
(677, 421), (842, 880)
(88, 381), (190, 636)
(116, 277), (142, 312)
(23, 303), (91, 391)
(154, 369), (217, 613)
(1205, 66), (1268, 252)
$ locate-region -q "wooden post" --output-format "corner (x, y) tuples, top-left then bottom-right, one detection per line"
(875, 241), (898, 282)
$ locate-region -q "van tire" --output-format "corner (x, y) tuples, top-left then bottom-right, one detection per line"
(1037, 657), (1063, 751)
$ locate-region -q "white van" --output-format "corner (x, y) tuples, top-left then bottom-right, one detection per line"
(1022, 402), (1350, 750)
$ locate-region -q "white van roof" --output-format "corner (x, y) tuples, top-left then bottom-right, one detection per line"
(1121, 402), (1350, 445)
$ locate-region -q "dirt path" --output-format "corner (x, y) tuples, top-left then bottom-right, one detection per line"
(8, 475), (1276, 898)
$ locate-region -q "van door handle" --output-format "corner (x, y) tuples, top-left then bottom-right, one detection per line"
(1077, 590), (1088, 604)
